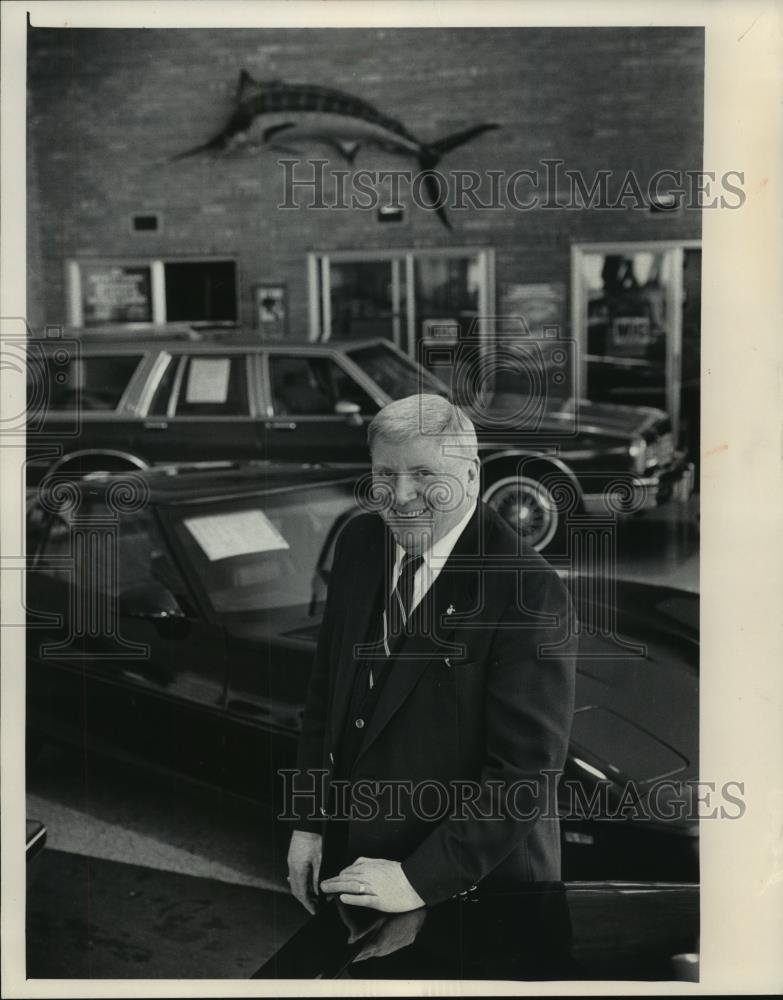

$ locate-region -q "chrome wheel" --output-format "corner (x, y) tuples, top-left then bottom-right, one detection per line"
(483, 475), (559, 551)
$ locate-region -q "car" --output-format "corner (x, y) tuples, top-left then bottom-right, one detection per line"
(25, 818), (48, 893)
(25, 463), (699, 882)
(26, 819), (47, 865)
(253, 880), (699, 981)
(25, 333), (694, 552)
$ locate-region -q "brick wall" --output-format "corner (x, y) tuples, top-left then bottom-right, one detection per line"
(27, 26), (704, 336)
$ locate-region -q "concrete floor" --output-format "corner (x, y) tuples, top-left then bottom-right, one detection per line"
(24, 495), (700, 978)
(28, 745), (287, 893)
(27, 850), (307, 978)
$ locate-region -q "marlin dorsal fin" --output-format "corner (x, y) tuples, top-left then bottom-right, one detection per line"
(236, 69), (262, 101)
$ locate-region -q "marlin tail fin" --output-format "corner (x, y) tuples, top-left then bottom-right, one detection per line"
(417, 123), (500, 228)
(169, 135), (227, 162)
(426, 123), (500, 158)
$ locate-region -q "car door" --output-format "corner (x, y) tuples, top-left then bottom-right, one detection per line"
(27, 346), (151, 482)
(26, 491), (230, 787)
(262, 351), (379, 462)
(131, 350), (259, 466)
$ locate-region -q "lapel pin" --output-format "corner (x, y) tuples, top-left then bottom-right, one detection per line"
(446, 604), (456, 616)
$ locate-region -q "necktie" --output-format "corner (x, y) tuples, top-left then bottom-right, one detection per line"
(370, 553), (424, 688)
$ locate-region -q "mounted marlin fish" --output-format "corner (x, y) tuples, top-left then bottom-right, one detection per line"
(172, 70), (500, 229)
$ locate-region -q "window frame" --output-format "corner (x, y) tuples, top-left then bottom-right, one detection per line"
(307, 247), (496, 356)
(66, 256), (240, 330)
(570, 239), (702, 441)
(165, 352), (255, 420)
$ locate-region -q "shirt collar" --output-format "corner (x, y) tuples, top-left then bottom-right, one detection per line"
(395, 501), (477, 570)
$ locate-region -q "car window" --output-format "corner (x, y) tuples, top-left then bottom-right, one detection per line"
(268, 356), (377, 416)
(174, 355), (249, 416)
(345, 343), (446, 400)
(32, 353), (143, 412)
(169, 483), (358, 614)
(31, 499), (188, 601)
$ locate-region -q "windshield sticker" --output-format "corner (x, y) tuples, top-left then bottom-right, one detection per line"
(185, 357), (231, 404)
(184, 509), (290, 561)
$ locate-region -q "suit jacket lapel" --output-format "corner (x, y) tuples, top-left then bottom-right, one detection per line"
(353, 506), (482, 767)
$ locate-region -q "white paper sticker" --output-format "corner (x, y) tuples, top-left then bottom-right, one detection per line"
(185, 357), (231, 404)
(183, 509), (290, 561)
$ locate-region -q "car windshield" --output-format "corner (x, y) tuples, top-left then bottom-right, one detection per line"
(169, 482), (359, 614)
(346, 343), (447, 400)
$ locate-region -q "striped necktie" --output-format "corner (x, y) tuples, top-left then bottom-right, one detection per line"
(370, 553), (424, 688)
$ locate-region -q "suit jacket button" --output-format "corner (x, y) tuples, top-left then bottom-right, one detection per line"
(355, 718), (365, 729)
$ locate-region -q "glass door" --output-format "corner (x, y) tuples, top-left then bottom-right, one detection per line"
(572, 242), (700, 445)
(325, 258), (406, 346)
(309, 248), (493, 368)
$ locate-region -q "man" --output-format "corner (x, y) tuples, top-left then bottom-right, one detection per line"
(287, 394), (576, 914)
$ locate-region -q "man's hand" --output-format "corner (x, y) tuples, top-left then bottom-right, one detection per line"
(352, 907), (427, 962)
(287, 830), (322, 914)
(320, 857), (425, 912)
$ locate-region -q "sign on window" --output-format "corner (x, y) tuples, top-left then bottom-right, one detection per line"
(82, 265), (152, 325)
(185, 358), (232, 404)
(184, 510), (290, 561)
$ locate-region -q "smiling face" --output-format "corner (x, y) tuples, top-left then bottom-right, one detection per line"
(370, 434), (480, 554)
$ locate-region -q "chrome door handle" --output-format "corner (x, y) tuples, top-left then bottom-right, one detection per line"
(143, 420), (168, 430)
(270, 421), (297, 430)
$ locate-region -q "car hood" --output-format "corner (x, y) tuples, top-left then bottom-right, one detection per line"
(544, 399), (668, 438)
(572, 630), (697, 784)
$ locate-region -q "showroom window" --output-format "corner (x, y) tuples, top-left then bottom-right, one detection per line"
(164, 261), (237, 323)
(571, 240), (701, 447)
(67, 258), (238, 328)
(308, 248), (494, 356)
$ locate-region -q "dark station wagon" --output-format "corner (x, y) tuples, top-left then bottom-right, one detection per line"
(26, 334), (694, 552)
(26, 463), (699, 883)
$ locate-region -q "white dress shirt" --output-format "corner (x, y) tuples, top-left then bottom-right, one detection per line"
(391, 501), (477, 615)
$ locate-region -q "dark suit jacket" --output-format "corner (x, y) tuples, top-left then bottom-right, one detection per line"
(292, 502), (577, 906)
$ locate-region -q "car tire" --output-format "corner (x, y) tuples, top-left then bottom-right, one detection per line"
(482, 474), (562, 552)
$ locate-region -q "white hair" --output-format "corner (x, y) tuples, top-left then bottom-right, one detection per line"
(368, 394), (479, 461)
